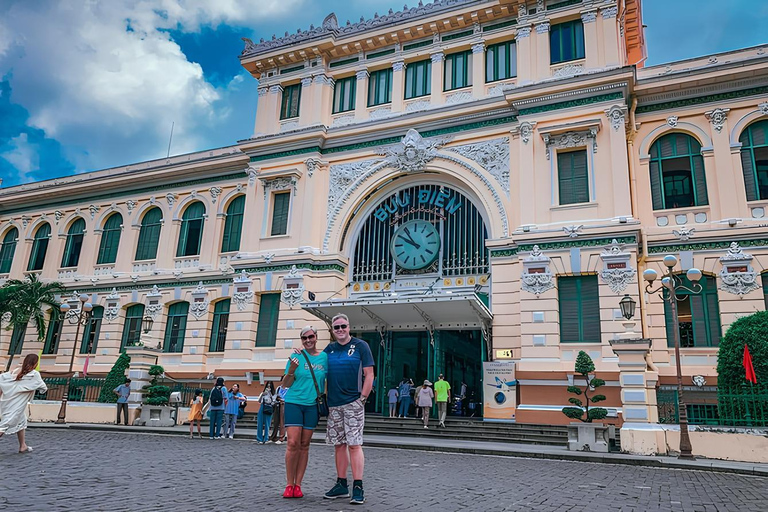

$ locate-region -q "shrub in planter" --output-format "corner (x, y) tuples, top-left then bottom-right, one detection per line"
(562, 351), (608, 422)
(142, 365), (171, 406)
(97, 352), (131, 403)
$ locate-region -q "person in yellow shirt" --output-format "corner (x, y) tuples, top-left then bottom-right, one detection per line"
(433, 374), (451, 428)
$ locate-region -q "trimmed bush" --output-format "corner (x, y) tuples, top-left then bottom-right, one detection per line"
(97, 352), (131, 403)
(562, 351), (608, 422)
(142, 364), (170, 406)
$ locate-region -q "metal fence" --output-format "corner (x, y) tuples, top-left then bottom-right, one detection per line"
(35, 378), (107, 403)
(160, 380), (211, 406)
(657, 384), (768, 427)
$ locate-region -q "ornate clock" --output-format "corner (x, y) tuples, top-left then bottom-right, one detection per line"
(390, 219), (440, 270)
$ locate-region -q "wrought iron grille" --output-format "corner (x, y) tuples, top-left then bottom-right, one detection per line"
(351, 184), (489, 281)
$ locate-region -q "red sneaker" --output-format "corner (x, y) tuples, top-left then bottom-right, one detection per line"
(283, 485), (295, 498)
(293, 485), (304, 498)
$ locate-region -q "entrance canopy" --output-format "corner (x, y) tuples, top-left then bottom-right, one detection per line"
(302, 292), (492, 331)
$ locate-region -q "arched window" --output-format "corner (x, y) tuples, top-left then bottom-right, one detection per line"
(8, 323), (26, 355)
(221, 196), (245, 253)
(135, 207), (162, 261)
(664, 274), (721, 348)
(97, 213), (123, 264)
(164, 302), (189, 353)
(649, 133), (708, 210)
(0, 227), (19, 273)
(61, 218), (86, 268)
(210, 299), (231, 352)
(739, 120), (768, 201)
(121, 304), (145, 350)
(177, 202), (205, 257)
(80, 306), (104, 354)
(44, 311), (62, 354)
(27, 223), (51, 271)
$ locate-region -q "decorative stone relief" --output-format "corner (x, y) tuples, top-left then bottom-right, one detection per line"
(405, 100), (432, 112)
(518, 3), (527, 17)
(189, 282), (210, 319)
(542, 130), (588, 160)
(126, 200), (137, 215)
(232, 271), (254, 311)
(331, 114), (356, 127)
(268, 85), (283, 94)
(521, 246), (554, 296)
(300, 77), (313, 88)
(21, 215), (31, 229)
(280, 120), (300, 132)
(719, 242), (759, 296)
(219, 256), (234, 275)
(209, 187), (223, 203)
(257, 86), (269, 97)
(600, 6), (618, 18)
(708, 56), (718, 64)
(246, 166), (259, 186)
(759, 102), (768, 116)
(672, 227), (695, 241)
(445, 91), (473, 105)
(536, 0), (544, 11)
(392, 61), (406, 72)
(165, 193), (177, 208)
(260, 176), (298, 197)
(605, 105), (627, 132)
(581, 11), (597, 23)
(104, 288), (120, 322)
(517, 26), (531, 38)
(600, 239), (636, 294)
(356, 69), (369, 81)
(471, 42), (485, 54)
(149, 196), (156, 205)
(705, 108), (729, 132)
(447, 138), (510, 196)
(281, 265), (306, 307)
(535, 22), (550, 34)
(553, 63), (584, 79)
(88, 205), (100, 220)
(54, 210), (64, 224)
(563, 225), (583, 238)
(304, 158), (328, 178)
(519, 121), (536, 144)
(145, 285), (163, 320)
(667, 116), (678, 128)
(327, 159), (382, 224)
(369, 107), (392, 120)
(264, 253), (275, 263)
(312, 75), (334, 87)
(486, 85), (506, 97)
(430, 52), (444, 63)
(378, 129), (450, 173)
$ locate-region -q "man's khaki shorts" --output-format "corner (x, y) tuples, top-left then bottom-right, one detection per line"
(325, 399), (365, 446)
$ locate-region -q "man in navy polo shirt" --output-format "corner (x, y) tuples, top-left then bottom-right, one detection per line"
(323, 313), (374, 505)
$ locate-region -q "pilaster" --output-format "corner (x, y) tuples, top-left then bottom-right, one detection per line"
(609, 338), (658, 423)
(298, 76), (314, 126)
(313, 74), (335, 127)
(471, 41), (485, 99)
(391, 61), (406, 113)
(534, 21), (550, 80)
(430, 51), (445, 106)
(254, 85), (282, 136)
(600, 5), (621, 67)
(581, 10), (600, 70)
(516, 26), (533, 84)
(706, 108), (741, 219)
(354, 69), (369, 121)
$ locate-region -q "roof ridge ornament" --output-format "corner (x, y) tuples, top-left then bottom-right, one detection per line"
(377, 129), (451, 173)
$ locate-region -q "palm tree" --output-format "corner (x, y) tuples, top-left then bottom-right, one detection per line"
(1, 274), (65, 371)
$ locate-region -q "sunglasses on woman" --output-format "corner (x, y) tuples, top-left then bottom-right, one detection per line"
(300, 334), (316, 341)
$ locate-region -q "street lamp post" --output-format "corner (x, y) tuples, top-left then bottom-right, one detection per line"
(56, 294), (94, 424)
(643, 254), (703, 460)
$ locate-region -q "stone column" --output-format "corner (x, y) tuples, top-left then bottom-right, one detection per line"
(354, 69), (369, 121)
(514, 121), (537, 226)
(516, 26), (533, 85)
(609, 338), (659, 423)
(297, 76), (314, 127)
(254, 85), (282, 136)
(391, 61), (406, 113)
(581, 10), (600, 70)
(430, 51), (445, 106)
(313, 74), (335, 127)
(124, 346), (160, 404)
(600, 6), (621, 67)
(534, 21), (550, 80)
(471, 41), (486, 99)
(706, 108), (741, 219)
(604, 106), (632, 212)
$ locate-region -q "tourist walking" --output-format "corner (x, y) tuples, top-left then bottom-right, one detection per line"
(204, 377), (227, 439)
(280, 326), (328, 499)
(418, 380), (434, 429)
(322, 313), (374, 505)
(270, 383), (289, 444)
(188, 389), (204, 438)
(397, 378), (413, 418)
(434, 374), (451, 428)
(387, 385), (398, 418)
(224, 383), (245, 439)
(0, 353), (48, 453)
(256, 382), (275, 444)
(113, 378), (131, 425)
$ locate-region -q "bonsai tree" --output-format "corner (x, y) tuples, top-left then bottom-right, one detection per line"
(562, 351), (608, 422)
(716, 311), (768, 424)
(143, 364), (171, 406)
(98, 352), (132, 403)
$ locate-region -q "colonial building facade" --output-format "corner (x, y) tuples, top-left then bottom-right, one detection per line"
(1, 0), (767, 424)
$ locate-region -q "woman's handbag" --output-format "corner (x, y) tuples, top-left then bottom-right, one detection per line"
(260, 395), (273, 415)
(302, 350), (329, 417)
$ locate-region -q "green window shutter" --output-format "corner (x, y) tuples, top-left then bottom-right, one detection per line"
(164, 302), (189, 353)
(28, 223), (51, 271)
(559, 275), (600, 343)
(177, 202), (205, 257)
(663, 299), (676, 348)
(649, 160), (664, 210)
(739, 121), (768, 201)
(0, 227), (19, 273)
(209, 299), (231, 352)
(135, 207), (162, 261)
(280, 84), (302, 119)
(368, 69), (393, 107)
(255, 293), (281, 347)
(221, 195), (245, 253)
(271, 192), (291, 236)
(444, 51), (472, 91)
(691, 154), (709, 206)
(81, 306), (104, 354)
(44, 315), (62, 355)
(61, 218), (85, 268)
(486, 40), (516, 82)
(97, 213), (123, 264)
(8, 324), (26, 355)
(650, 134), (709, 210)
(740, 147), (758, 201)
(405, 59), (431, 99)
(332, 76), (356, 113)
(580, 276), (602, 342)
(550, 20), (585, 64)
(121, 304), (145, 350)
(705, 290), (722, 347)
(558, 150), (589, 205)
(559, 277), (581, 343)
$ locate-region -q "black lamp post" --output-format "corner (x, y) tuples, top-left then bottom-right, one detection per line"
(619, 294), (636, 321)
(643, 254), (703, 460)
(56, 294), (94, 424)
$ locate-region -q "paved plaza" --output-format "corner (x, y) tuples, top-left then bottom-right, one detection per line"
(0, 429), (766, 512)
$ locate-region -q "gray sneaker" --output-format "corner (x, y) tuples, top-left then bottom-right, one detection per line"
(324, 481), (350, 499)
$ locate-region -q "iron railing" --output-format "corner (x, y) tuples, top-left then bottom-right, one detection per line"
(35, 378), (107, 403)
(657, 384), (768, 427)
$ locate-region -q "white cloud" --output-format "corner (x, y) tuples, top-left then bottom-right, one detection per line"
(0, 0), (302, 174)
(2, 133), (38, 183)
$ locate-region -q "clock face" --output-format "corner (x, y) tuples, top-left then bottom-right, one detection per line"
(390, 219), (440, 270)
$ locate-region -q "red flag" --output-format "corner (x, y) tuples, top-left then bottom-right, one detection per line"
(743, 344), (757, 384)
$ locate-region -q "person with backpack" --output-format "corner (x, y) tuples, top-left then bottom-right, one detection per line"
(397, 378), (413, 418)
(204, 377), (227, 439)
(256, 382), (275, 444)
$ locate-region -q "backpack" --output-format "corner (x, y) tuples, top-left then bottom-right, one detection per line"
(210, 386), (224, 407)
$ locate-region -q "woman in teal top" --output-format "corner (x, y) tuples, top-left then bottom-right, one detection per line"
(280, 326), (328, 499)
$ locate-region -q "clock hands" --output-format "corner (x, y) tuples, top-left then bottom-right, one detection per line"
(400, 226), (421, 249)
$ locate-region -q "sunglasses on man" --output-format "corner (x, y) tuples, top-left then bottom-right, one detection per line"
(332, 324), (348, 330)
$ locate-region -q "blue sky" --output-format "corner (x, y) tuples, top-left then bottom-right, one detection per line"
(0, 0), (766, 188)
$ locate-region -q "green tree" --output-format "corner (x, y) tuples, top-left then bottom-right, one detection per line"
(562, 351), (608, 422)
(98, 352), (132, 403)
(1, 274), (65, 370)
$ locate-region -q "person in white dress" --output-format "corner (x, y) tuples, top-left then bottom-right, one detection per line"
(0, 353), (48, 453)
